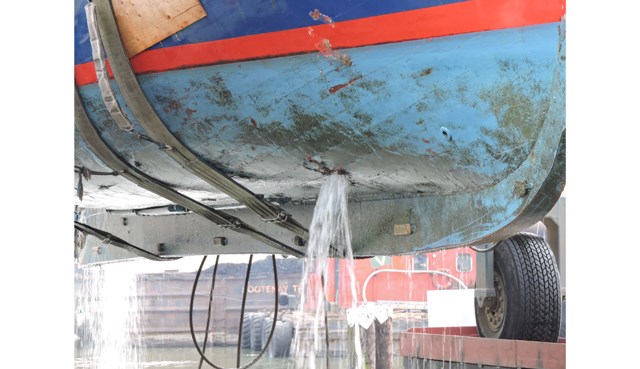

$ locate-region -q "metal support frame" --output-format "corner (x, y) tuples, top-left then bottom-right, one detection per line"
(74, 221), (181, 261)
(474, 250), (496, 304)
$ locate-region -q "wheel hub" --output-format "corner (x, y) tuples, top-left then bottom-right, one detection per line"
(482, 271), (506, 333)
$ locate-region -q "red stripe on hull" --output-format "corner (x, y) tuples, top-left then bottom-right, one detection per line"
(75, 0), (565, 86)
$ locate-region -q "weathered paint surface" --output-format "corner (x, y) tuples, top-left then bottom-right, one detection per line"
(74, 0), (468, 65)
(74, 0), (565, 260)
(74, 0), (565, 86)
(77, 23), (562, 211)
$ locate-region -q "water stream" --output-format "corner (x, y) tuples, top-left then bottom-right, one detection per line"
(75, 263), (143, 369)
(292, 173), (363, 369)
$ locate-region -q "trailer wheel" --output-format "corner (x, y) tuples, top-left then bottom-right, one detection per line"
(474, 233), (561, 342)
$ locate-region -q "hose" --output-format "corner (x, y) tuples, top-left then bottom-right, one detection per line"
(198, 255), (220, 369)
(361, 269), (468, 303)
(189, 255), (279, 369)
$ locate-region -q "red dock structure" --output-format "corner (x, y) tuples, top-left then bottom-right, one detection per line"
(400, 327), (566, 369)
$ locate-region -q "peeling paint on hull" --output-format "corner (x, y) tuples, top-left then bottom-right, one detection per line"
(74, 0), (565, 260)
(77, 23), (563, 205)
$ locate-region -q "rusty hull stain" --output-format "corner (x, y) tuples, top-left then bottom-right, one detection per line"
(329, 76), (362, 94)
(419, 67), (434, 77)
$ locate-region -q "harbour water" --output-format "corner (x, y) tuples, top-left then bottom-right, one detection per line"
(74, 346), (405, 369)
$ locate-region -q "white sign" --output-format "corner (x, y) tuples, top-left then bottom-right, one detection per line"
(426, 289), (476, 328)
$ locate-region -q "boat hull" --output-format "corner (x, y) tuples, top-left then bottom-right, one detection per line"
(74, 0), (566, 262)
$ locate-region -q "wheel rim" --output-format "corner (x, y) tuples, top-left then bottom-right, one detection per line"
(482, 270), (507, 334)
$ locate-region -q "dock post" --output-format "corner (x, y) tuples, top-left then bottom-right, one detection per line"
(375, 318), (393, 369)
(362, 324), (376, 369)
(347, 305), (394, 369)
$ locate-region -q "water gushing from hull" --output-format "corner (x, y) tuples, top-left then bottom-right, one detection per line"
(75, 263), (143, 369)
(293, 174), (363, 369)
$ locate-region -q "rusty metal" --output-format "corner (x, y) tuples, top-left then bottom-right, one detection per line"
(514, 180), (530, 198)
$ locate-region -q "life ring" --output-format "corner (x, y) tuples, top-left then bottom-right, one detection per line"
(431, 268), (454, 290)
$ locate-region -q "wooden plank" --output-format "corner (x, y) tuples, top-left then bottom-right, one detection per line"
(516, 340), (566, 369)
(460, 335), (517, 367)
(112, 0), (207, 57)
(399, 332), (566, 369)
(417, 334), (465, 363)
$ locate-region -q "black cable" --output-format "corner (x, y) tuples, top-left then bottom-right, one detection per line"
(189, 255), (280, 369)
(236, 254), (253, 368)
(199, 255), (220, 369)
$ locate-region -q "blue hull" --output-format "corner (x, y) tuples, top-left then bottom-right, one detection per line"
(74, 0), (565, 261)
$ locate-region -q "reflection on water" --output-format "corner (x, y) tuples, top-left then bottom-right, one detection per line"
(75, 346), (275, 369)
(75, 346), (404, 369)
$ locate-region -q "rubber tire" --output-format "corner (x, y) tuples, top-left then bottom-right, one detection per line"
(474, 233), (561, 342)
(262, 317), (273, 353)
(241, 314), (252, 349)
(269, 321), (294, 358)
(251, 313), (266, 351)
